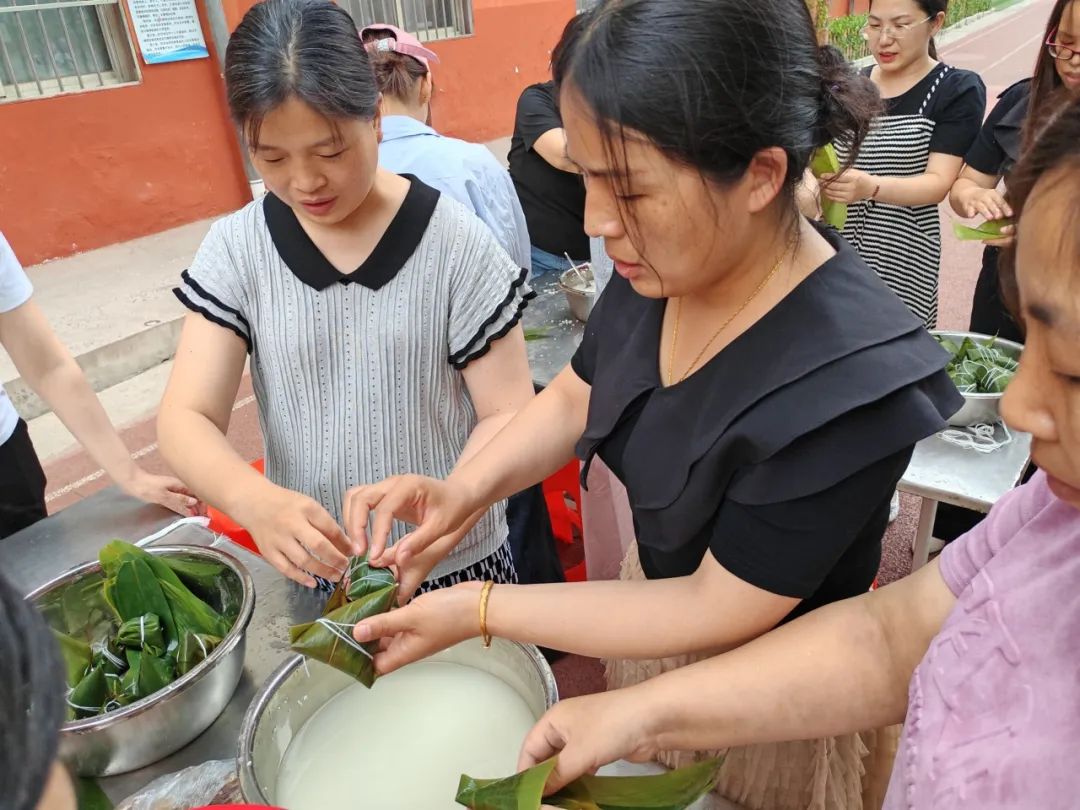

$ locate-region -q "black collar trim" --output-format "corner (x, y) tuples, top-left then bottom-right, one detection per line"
(263, 175), (440, 291)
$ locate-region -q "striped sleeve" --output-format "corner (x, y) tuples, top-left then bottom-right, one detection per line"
(173, 220), (253, 352)
(447, 211), (535, 370)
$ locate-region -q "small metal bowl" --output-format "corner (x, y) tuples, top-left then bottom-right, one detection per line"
(559, 266), (596, 322)
(237, 638), (558, 804)
(932, 330), (1024, 427)
(27, 544), (255, 777)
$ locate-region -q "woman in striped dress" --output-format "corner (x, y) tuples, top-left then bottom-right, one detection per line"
(822, 0), (985, 328)
(157, 0), (535, 597)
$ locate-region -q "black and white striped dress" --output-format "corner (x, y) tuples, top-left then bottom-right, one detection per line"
(838, 63), (985, 328)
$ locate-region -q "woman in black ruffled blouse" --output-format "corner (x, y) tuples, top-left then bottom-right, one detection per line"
(343, 1), (961, 806)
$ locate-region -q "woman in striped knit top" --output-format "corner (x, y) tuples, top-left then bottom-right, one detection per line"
(820, 0), (985, 329)
(157, 0), (535, 596)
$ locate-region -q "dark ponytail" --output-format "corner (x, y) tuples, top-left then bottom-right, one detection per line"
(225, 0), (379, 147)
(1, 571), (66, 810)
(554, 0), (880, 197)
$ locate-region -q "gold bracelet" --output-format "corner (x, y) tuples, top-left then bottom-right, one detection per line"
(479, 580), (494, 649)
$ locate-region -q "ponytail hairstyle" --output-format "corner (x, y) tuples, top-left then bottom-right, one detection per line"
(999, 95), (1080, 322)
(361, 28), (430, 104)
(0, 571), (66, 810)
(1025, 0), (1077, 147)
(224, 0), (379, 147)
(552, 0), (881, 219)
(870, 0), (949, 59)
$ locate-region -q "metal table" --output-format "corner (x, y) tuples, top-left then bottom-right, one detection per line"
(0, 488), (325, 803)
(898, 428), (1032, 569)
(523, 271), (584, 388)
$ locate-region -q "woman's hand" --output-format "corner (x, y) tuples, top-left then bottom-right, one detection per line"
(957, 185), (1013, 222)
(518, 689), (660, 793)
(353, 582), (481, 673)
(820, 168), (876, 203)
(240, 484), (355, 587)
(343, 475), (478, 567)
(120, 467), (202, 517)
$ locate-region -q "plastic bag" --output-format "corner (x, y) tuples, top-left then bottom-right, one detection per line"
(115, 760), (242, 810)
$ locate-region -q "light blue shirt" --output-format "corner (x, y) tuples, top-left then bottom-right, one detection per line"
(0, 231), (32, 445)
(379, 116), (531, 272)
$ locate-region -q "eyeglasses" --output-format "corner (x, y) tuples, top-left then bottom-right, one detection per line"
(1046, 29), (1079, 61)
(861, 15), (933, 41)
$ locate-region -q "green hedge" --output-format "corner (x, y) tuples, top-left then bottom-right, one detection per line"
(829, 0), (993, 62)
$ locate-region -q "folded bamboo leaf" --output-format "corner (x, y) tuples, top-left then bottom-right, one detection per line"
(290, 584), (398, 688)
(952, 218), (1012, 241)
(159, 578), (230, 639)
(138, 652), (176, 696)
(162, 556), (227, 594)
(456, 758), (558, 810)
(69, 664), (108, 719)
(119, 650), (142, 699)
(92, 637), (128, 677)
(117, 613), (166, 657)
(344, 556), (397, 603)
(54, 630), (93, 690)
(177, 631), (222, 676)
(109, 558), (177, 644)
(456, 758), (723, 810)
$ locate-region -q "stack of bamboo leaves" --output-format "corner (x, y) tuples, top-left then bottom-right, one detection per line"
(39, 542), (237, 721)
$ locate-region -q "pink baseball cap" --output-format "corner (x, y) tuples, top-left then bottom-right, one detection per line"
(360, 23), (440, 70)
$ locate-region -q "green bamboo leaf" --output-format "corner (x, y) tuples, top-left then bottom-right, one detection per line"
(116, 613), (166, 657)
(821, 199), (848, 230)
(159, 578), (230, 639)
(110, 559), (177, 644)
(290, 584), (398, 688)
(177, 631), (222, 676)
(455, 758), (558, 810)
(53, 630), (93, 690)
(75, 777), (114, 810)
(344, 556), (397, 603)
(952, 218), (1012, 241)
(69, 664), (108, 719)
(524, 327), (552, 342)
(809, 144), (840, 177)
(456, 757), (723, 810)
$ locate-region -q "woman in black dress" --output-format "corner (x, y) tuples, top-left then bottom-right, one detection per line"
(822, 0), (986, 329)
(950, 0), (1080, 342)
(345, 1), (960, 806)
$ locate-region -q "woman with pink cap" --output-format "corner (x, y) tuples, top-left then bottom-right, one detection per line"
(361, 24), (532, 274)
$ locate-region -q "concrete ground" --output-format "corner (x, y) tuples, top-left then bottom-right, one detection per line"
(3, 0), (1053, 698)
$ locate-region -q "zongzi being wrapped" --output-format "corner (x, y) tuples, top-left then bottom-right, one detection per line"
(290, 582), (398, 688)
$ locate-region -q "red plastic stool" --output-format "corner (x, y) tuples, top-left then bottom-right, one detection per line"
(207, 459), (265, 556)
(542, 460), (583, 547)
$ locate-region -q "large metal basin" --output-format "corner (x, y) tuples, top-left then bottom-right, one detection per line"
(238, 638), (558, 804)
(933, 330), (1024, 427)
(28, 544), (255, 776)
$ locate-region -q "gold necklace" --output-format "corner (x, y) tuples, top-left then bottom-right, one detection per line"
(666, 240), (795, 385)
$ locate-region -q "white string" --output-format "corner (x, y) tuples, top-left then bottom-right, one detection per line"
(194, 633), (209, 658)
(139, 615), (146, 646)
(939, 422), (1013, 453)
(93, 641), (126, 670)
(314, 618), (373, 660)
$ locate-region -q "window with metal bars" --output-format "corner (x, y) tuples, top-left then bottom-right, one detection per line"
(0, 0), (138, 103)
(339, 0), (473, 41)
